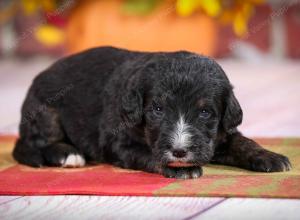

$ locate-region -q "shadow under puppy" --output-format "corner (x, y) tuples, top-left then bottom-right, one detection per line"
(13, 46), (291, 179)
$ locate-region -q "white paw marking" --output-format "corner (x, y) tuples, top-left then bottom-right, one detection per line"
(61, 154), (86, 168)
(283, 162), (292, 172)
(191, 170), (201, 179)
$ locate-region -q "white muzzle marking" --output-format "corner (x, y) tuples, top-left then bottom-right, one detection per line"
(170, 115), (192, 149)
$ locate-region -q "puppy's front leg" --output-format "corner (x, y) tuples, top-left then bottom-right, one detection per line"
(212, 132), (291, 172)
(108, 141), (163, 174)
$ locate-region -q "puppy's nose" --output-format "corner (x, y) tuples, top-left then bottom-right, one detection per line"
(172, 149), (187, 158)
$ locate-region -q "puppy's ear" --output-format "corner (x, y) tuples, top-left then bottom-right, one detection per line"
(222, 91), (243, 134)
(121, 89), (144, 125)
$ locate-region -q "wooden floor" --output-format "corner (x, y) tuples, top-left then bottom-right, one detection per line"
(1, 196), (300, 220)
(0, 58), (300, 219)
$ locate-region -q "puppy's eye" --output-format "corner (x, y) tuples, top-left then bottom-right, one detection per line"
(152, 104), (163, 117)
(199, 109), (211, 119)
(153, 106), (162, 112)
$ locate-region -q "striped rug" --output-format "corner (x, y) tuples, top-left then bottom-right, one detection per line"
(0, 136), (299, 198)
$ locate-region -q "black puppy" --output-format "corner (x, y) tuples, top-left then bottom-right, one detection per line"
(13, 46), (291, 179)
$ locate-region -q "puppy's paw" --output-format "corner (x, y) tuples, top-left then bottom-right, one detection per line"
(162, 166), (203, 179)
(250, 151), (291, 172)
(61, 154), (86, 168)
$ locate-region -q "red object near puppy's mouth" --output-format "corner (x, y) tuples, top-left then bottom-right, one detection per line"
(167, 162), (195, 167)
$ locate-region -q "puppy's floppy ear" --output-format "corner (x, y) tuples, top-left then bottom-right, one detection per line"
(121, 88), (144, 125)
(222, 91), (243, 134)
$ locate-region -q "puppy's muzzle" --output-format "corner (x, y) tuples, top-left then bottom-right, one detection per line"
(172, 149), (187, 158)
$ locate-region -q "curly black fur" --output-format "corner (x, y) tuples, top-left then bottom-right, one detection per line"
(13, 46), (291, 179)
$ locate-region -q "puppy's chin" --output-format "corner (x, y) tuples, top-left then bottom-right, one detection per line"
(157, 150), (209, 168)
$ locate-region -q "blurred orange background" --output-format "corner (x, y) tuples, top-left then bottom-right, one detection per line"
(1, 0), (300, 58)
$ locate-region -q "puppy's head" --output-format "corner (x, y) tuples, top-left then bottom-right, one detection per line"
(121, 52), (242, 167)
